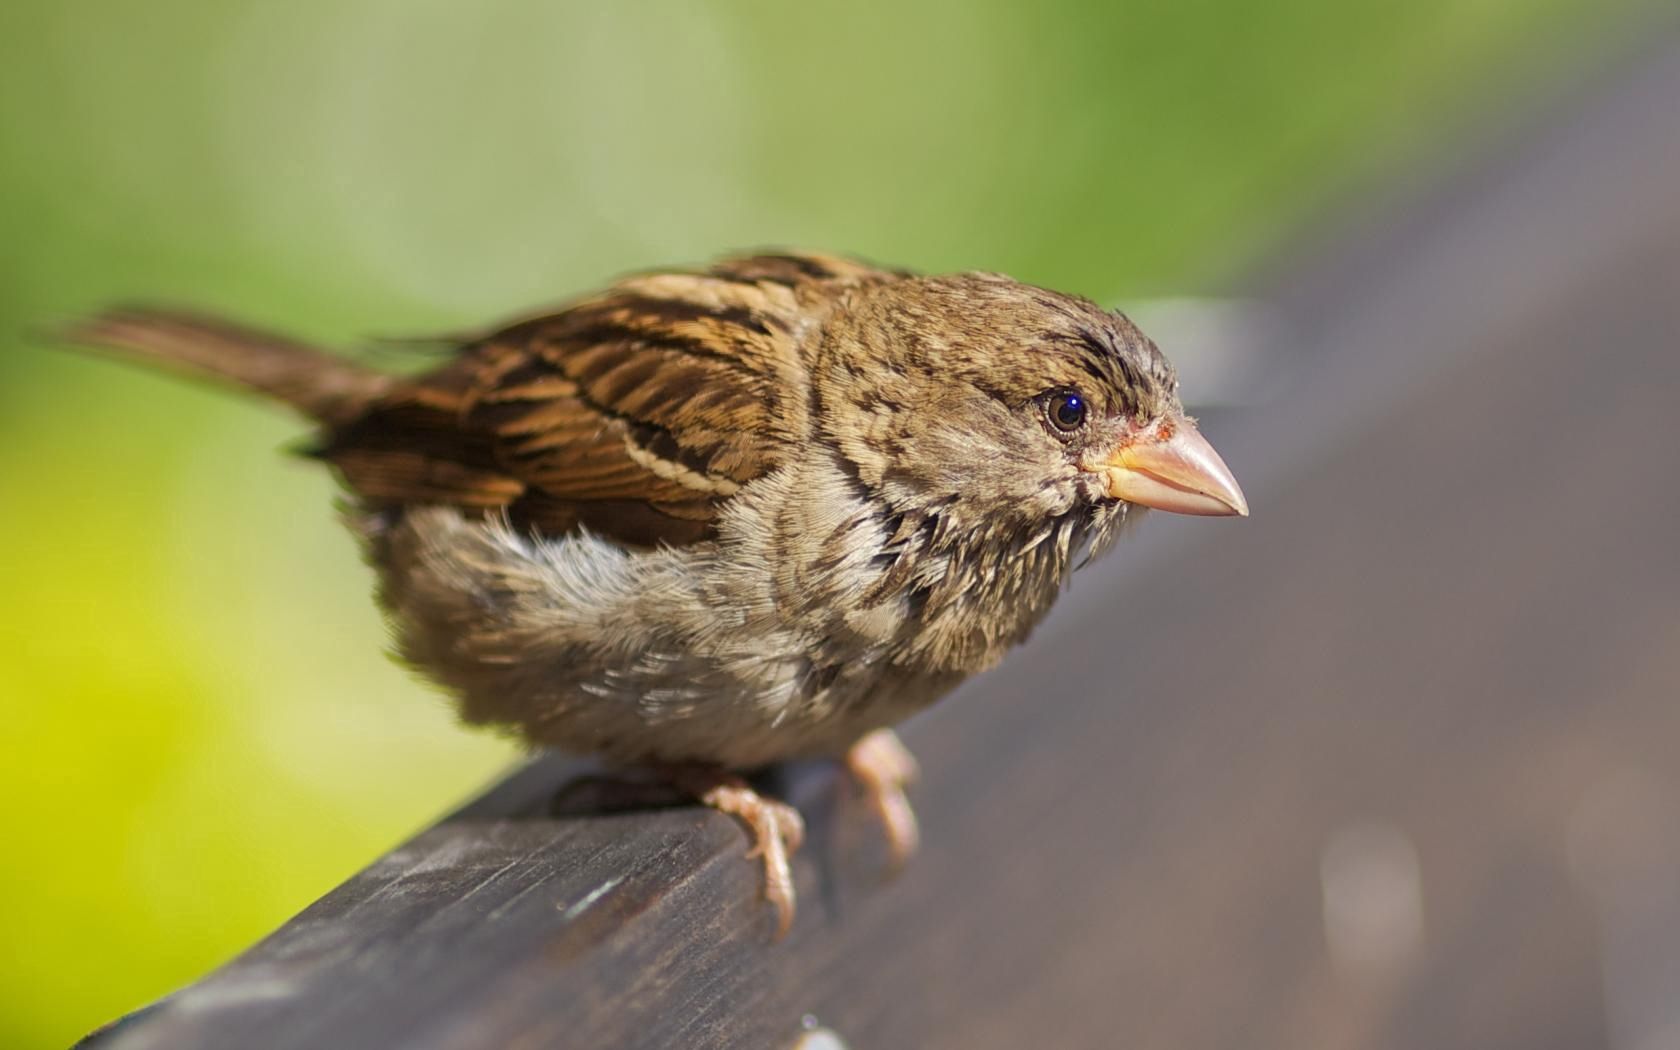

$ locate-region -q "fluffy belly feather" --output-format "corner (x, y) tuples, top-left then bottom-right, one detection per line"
(352, 446), (1082, 769)
(356, 503), (960, 768)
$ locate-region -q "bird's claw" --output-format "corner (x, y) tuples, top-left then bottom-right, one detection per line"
(689, 775), (805, 938)
(846, 728), (921, 867)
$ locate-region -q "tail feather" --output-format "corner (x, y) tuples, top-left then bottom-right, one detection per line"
(62, 308), (392, 426)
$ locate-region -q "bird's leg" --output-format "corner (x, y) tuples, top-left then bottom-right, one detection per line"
(845, 728), (921, 866)
(668, 768), (806, 938)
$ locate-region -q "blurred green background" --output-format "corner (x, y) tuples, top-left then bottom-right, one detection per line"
(0, 1), (1655, 1045)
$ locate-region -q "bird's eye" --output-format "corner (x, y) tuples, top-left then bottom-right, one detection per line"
(1046, 390), (1088, 433)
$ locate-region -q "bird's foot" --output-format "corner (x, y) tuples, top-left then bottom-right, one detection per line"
(674, 770), (806, 938)
(846, 728), (921, 867)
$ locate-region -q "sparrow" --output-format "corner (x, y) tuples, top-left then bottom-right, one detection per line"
(66, 251), (1247, 936)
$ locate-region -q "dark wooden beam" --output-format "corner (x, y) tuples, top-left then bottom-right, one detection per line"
(85, 25), (1680, 1050)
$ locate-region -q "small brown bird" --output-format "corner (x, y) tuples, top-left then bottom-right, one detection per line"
(67, 251), (1246, 935)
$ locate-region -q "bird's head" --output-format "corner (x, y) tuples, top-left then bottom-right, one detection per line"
(814, 272), (1247, 556)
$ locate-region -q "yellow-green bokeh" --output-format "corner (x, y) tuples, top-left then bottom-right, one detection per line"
(0, 2), (1653, 1046)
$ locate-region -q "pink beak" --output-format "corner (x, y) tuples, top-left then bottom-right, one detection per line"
(1098, 416), (1248, 517)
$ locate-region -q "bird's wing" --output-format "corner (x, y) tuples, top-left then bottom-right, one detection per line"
(318, 252), (906, 546)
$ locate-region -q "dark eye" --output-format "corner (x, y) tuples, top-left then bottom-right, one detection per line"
(1046, 390), (1088, 433)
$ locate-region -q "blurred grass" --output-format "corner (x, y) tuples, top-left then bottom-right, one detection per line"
(0, 1), (1656, 1046)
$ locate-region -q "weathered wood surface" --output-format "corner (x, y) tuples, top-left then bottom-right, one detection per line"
(87, 28), (1680, 1050)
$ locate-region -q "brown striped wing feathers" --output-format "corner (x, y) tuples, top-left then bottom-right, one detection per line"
(320, 253), (903, 546)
